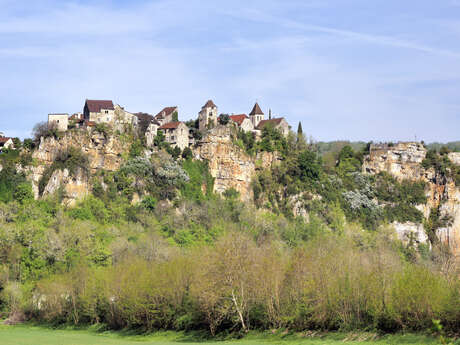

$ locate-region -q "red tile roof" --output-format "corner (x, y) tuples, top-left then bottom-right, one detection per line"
(159, 121), (183, 130)
(202, 100), (217, 109)
(85, 121), (96, 127)
(155, 106), (177, 119)
(85, 100), (114, 113)
(0, 137), (12, 144)
(249, 102), (264, 116)
(229, 114), (249, 125)
(256, 118), (285, 130)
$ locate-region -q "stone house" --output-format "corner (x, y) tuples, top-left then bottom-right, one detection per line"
(83, 100), (115, 123)
(256, 118), (290, 137)
(159, 121), (189, 150)
(229, 114), (254, 132)
(114, 104), (137, 126)
(48, 113), (69, 131)
(249, 102), (265, 127)
(135, 112), (160, 147)
(0, 137), (14, 151)
(154, 106), (178, 126)
(199, 100), (218, 132)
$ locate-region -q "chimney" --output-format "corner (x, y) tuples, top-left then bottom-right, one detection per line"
(269, 109), (272, 120)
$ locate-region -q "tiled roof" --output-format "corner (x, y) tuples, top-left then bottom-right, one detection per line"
(256, 118), (285, 130)
(159, 121), (183, 129)
(0, 137), (12, 143)
(85, 100), (114, 113)
(229, 114), (249, 125)
(155, 107), (177, 119)
(202, 100), (217, 109)
(249, 102), (264, 116)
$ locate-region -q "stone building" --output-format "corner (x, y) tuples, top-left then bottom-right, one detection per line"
(159, 121), (189, 150)
(199, 100), (218, 132)
(154, 106), (178, 126)
(48, 113), (69, 131)
(229, 114), (254, 132)
(114, 104), (137, 126)
(135, 112), (160, 147)
(249, 102), (264, 127)
(0, 137), (14, 151)
(83, 100), (115, 123)
(256, 117), (290, 137)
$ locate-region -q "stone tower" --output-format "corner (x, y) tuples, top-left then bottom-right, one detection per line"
(199, 100), (218, 132)
(249, 102), (264, 127)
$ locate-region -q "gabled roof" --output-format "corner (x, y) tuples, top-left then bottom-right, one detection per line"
(155, 106), (177, 119)
(159, 121), (184, 130)
(202, 100), (217, 109)
(0, 137), (12, 144)
(249, 102), (264, 116)
(229, 114), (249, 126)
(85, 100), (114, 113)
(256, 118), (286, 130)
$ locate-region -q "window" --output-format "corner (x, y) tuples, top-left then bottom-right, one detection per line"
(105, 110), (109, 114)
(57, 120), (60, 123)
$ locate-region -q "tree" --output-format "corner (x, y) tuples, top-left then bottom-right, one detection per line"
(33, 121), (57, 143)
(172, 111), (179, 122)
(298, 149), (321, 182)
(154, 131), (165, 147)
(297, 122), (303, 137)
(182, 147), (193, 160)
(23, 139), (35, 150)
(13, 182), (34, 204)
(219, 114), (230, 125)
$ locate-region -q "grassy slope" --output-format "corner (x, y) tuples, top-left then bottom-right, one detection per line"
(0, 325), (447, 345)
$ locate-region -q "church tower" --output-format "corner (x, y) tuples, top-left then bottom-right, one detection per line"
(199, 100), (218, 132)
(249, 102), (264, 127)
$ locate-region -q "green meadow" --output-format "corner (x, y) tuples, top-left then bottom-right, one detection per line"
(0, 325), (451, 345)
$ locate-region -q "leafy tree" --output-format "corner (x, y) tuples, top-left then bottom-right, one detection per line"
(298, 149), (322, 183)
(182, 147), (193, 160)
(172, 111), (179, 122)
(218, 114), (230, 125)
(13, 182), (34, 204)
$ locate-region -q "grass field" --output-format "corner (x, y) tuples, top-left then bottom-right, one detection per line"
(0, 325), (453, 345)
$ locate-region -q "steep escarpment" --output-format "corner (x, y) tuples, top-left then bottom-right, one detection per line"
(363, 142), (460, 254)
(22, 129), (128, 204)
(194, 125), (279, 202)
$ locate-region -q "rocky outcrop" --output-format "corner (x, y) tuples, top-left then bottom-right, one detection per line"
(393, 222), (428, 246)
(33, 130), (124, 173)
(24, 129), (128, 203)
(363, 142), (460, 255)
(42, 168), (89, 206)
(362, 142), (427, 181)
(194, 125), (279, 202)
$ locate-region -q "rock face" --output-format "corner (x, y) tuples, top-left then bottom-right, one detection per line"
(25, 129), (127, 203)
(194, 125), (279, 202)
(362, 142), (427, 181)
(363, 142), (460, 255)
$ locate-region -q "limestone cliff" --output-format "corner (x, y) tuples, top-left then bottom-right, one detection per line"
(23, 129), (127, 204)
(363, 142), (460, 255)
(194, 125), (279, 202)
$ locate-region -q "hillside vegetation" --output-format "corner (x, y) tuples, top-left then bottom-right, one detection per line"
(0, 127), (459, 337)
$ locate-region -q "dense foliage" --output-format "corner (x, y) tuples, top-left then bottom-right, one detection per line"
(0, 133), (459, 337)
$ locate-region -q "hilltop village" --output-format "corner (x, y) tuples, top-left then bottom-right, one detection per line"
(46, 99), (290, 150)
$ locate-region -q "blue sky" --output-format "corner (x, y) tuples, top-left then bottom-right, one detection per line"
(1, 0), (459, 142)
